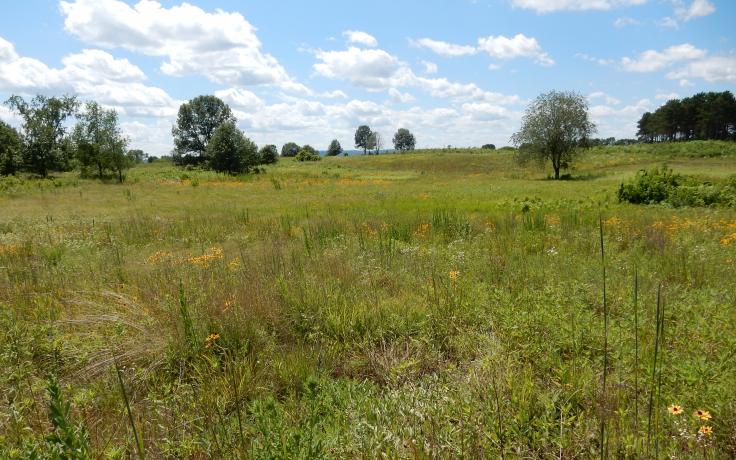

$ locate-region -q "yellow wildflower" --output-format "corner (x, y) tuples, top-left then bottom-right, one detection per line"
(694, 409), (712, 421)
(204, 333), (220, 348)
(698, 425), (713, 436)
(668, 404), (683, 415)
(449, 270), (460, 281)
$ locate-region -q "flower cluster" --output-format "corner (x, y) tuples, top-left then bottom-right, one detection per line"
(204, 333), (220, 348)
(448, 270), (460, 281)
(187, 247), (224, 267)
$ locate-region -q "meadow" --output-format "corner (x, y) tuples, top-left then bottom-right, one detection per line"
(1, 141), (736, 458)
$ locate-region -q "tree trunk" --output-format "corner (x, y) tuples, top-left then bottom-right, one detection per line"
(554, 166), (560, 180)
(118, 168), (123, 183)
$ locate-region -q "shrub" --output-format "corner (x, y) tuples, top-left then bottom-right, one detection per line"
(295, 145), (321, 162)
(618, 165), (736, 207)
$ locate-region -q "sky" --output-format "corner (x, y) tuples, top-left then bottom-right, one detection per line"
(0, 0), (734, 155)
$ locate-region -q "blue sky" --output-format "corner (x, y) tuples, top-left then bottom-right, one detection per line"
(1, 0), (734, 154)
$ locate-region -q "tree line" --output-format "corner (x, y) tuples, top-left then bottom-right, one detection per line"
(1, 95), (155, 181)
(636, 91), (736, 143)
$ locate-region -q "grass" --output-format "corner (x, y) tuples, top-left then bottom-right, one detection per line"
(1, 141), (735, 458)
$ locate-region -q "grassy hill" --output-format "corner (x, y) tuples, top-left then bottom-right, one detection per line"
(1, 141), (736, 457)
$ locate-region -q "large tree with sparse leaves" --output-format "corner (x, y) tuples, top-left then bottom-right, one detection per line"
(511, 90), (596, 180)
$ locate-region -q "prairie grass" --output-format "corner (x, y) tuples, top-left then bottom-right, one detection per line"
(1, 142), (735, 458)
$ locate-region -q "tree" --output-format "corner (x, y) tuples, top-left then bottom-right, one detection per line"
(354, 125), (372, 155)
(281, 142), (300, 157)
(73, 102), (130, 179)
(207, 122), (258, 174)
(127, 149), (147, 164)
(4, 94), (78, 177)
(0, 121), (22, 175)
(295, 144), (320, 161)
(481, 144), (496, 150)
(511, 90), (596, 180)
(172, 95), (235, 166)
(368, 132), (383, 154)
(259, 144), (278, 164)
(326, 139), (343, 156)
(393, 128), (416, 152)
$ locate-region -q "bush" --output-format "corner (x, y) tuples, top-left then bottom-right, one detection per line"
(618, 165), (736, 207)
(295, 145), (321, 162)
(259, 145), (279, 164)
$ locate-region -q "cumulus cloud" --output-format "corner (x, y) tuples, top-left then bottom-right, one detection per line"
(411, 34), (553, 66)
(477, 34), (554, 66)
(589, 98), (653, 139)
(510, 0), (646, 13)
(388, 88), (416, 103)
(588, 91), (621, 105)
(613, 16), (641, 27)
(674, 0), (715, 21)
(313, 47), (413, 90)
(0, 35), (176, 117)
(343, 30), (378, 47)
(60, 0), (299, 88)
(620, 43), (706, 72)
(666, 56), (736, 83)
(411, 38), (477, 57)
(421, 60), (438, 74)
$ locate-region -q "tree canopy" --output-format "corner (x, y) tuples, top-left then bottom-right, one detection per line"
(0, 121), (21, 175)
(281, 142), (300, 157)
(326, 139), (343, 156)
(259, 144), (278, 164)
(172, 95), (235, 165)
(636, 91), (736, 142)
(207, 121), (258, 174)
(511, 90), (596, 180)
(5, 94), (79, 177)
(393, 128), (416, 152)
(354, 125), (372, 155)
(295, 144), (320, 161)
(73, 102), (131, 181)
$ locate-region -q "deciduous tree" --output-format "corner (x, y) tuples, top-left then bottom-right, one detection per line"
(172, 95), (235, 165)
(511, 90), (596, 180)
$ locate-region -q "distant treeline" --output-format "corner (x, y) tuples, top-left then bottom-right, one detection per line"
(637, 91), (736, 143)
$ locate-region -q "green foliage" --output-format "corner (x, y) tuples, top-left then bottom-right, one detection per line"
(326, 139), (342, 157)
(295, 144), (321, 161)
(0, 120), (22, 175)
(172, 95), (235, 166)
(73, 102), (131, 182)
(512, 90), (596, 179)
(258, 144), (278, 164)
(354, 125), (372, 155)
(46, 375), (91, 459)
(481, 143), (496, 150)
(207, 122), (258, 174)
(392, 128), (416, 152)
(281, 142), (300, 157)
(2, 147), (736, 457)
(618, 165), (736, 207)
(637, 91), (736, 142)
(4, 94), (79, 177)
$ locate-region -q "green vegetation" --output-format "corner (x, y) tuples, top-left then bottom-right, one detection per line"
(326, 139), (342, 157)
(512, 90), (597, 179)
(618, 166), (736, 208)
(392, 128), (416, 152)
(637, 91), (736, 142)
(295, 145), (321, 162)
(1, 142), (735, 457)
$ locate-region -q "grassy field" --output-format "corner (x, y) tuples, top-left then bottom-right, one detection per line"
(1, 141), (736, 458)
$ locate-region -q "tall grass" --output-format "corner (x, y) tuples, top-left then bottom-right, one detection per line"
(0, 145), (734, 457)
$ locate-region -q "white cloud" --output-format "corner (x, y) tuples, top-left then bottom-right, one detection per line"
(590, 98), (652, 138)
(388, 88), (416, 103)
(588, 91), (621, 105)
(343, 30), (378, 48)
(620, 43), (706, 72)
(655, 92), (680, 100)
(60, 0), (300, 89)
(613, 16), (641, 27)
(411, 38), (477, 57)
(313, 47), (413, 90)
(510, 0), (647, 13)
(411, 34), (553, 66)
(421, 60), (438, 74)
(656, 16), (680, 28)
(461, 102), (512, 120)
(477, 34), (554, 66)
(674, 0), (715, 21)
(0, 35), (176, 117)
(667, 56), (736, 83)
(575, 53), (614, 66)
